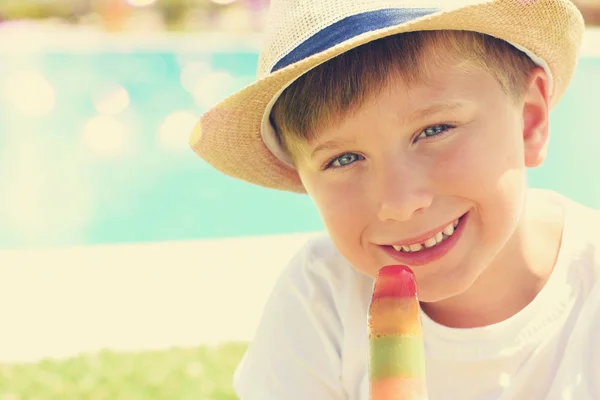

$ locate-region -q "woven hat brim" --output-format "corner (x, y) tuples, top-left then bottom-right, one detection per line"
(190, 0), (584, 194)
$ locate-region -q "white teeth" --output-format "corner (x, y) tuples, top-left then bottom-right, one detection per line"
(443, 223), (455, 236)
(424, 237), (437, 248)
(391, 217), (461, 253)
(409, 243), (422, 252)
(435, 231), (444, 243)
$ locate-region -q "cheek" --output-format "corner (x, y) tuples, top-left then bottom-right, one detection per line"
(434, 119), (527, 237)
(435, 116), (525, 193)
(306, 176), (380, 276)
(300, 170), (371, 250)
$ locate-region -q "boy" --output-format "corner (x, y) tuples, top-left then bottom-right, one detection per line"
(190, 0), (600, 398)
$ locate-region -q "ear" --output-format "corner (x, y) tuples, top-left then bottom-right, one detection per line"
(521, 67), (551, 168)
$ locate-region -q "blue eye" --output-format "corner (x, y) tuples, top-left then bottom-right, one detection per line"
(417, 124), (453, 140)
(327, 153), (363, 169)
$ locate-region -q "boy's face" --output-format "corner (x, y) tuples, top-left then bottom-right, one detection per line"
(293, 57), (550, 303)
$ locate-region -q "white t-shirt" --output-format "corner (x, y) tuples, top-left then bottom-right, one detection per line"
(233, 191), (600, 399)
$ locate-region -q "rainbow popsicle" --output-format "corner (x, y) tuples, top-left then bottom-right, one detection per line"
(368, 265), (428, 400)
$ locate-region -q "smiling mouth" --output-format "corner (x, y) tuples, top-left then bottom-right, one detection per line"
(389, 214), (466, 253)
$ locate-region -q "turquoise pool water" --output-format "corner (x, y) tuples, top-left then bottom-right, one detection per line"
(0, 49), (598, 250)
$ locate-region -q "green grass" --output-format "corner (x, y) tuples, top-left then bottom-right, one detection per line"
(0, 342), (247, 400)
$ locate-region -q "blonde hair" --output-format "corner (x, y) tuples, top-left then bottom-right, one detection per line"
(270, 30), (538, 160)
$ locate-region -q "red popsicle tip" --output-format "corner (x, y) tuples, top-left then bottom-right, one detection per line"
(371, 265), (418, 301)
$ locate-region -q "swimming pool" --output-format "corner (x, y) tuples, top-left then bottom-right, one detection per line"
(0, 30), (599, 250)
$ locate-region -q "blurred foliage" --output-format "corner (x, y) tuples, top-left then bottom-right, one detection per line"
(0, 0), (597, 28)
(0, 0), (88, 22)
(0, 0), (243, 30)
(0, 342), (247, 400)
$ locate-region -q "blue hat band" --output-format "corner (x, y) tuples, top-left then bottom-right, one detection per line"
(271, 8), (440, 73)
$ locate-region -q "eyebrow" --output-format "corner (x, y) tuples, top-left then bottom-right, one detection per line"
(310, 138), (356, 159)
(309, 101), (470, 159)
(407, 101), (469, 122)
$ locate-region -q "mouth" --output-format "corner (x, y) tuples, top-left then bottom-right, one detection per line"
(391, 217), (461, 253)
(381, 211), (469, 266)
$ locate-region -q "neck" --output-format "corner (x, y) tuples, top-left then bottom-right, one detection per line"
(421, 191), (564, 328)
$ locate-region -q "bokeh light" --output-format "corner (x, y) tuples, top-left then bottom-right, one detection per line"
(157, 110), (198, 151)
(82, 116), (129, 156)
(5, 71), (55, 116)
(126, 0), (158, 7)
(190, 71), (236, 109)
(94, 84), (130, 116)
(180, 61), (212, 93)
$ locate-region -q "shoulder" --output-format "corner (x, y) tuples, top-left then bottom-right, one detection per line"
(557, 195), (600, 394)
(550, 190), (600, 273)
(278, 234), (364, 297)
(232, 235), (361, 399)
(533, 188), (600, 237)
(263, 234), (370, 331)
(560, 193), (600, 246)
(293, 234), (351, 269)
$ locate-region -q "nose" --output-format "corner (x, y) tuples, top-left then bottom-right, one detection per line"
(376, 158), (434, 222)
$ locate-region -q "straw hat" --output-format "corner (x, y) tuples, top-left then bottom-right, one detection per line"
(189, 0), (584, 193)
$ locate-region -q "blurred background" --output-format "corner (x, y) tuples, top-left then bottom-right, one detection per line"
(0, 0), (598, 399)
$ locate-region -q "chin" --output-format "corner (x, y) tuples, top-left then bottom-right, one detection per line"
(415, 262), (483, 303)
(418, 286), (465, 304)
